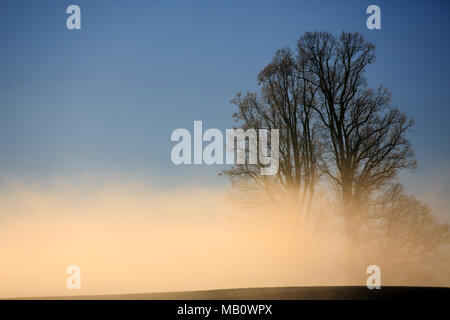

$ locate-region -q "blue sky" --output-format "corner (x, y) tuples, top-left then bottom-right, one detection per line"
(0, 0), (449, 188)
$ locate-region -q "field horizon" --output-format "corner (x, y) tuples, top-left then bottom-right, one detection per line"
(6, 286), (450, 300)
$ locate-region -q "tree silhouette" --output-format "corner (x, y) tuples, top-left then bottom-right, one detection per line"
(221, 47), (323, 249)
(360, 183), (450, 285)
(296, 32), (416, 278)
(222, 31), (449, 284)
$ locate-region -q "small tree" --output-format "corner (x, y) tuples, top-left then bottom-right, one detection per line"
(366, 184), (450, 285)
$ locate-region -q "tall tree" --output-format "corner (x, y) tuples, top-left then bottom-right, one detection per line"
(221, 47), (322, 235)
(297, 32), (416, 279)
(223, 31), (435, 283)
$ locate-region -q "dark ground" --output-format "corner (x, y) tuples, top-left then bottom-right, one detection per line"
(19, 286), (450, 300)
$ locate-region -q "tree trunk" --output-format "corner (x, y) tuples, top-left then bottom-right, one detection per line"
(342, 176), (356, 284)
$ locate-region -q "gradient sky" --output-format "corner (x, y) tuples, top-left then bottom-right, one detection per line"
(0, 0), (449, 189)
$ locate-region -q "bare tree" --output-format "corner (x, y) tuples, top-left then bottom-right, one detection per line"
(363, 184), (450, 285)
(296, 32), (416, 279)
(221, 47), (322, 242)
(222, 31), (450, 285)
